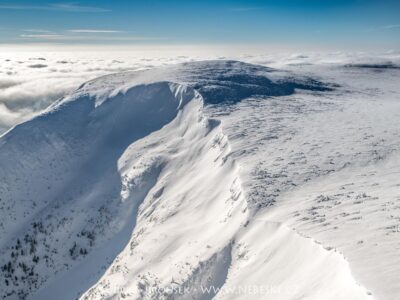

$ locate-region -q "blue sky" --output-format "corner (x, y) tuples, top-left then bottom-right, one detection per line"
(0, 0), (399, 48)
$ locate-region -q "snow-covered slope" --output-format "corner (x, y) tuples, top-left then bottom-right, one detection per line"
(205, 61), (400, 300)
(0, 60), (398, 299)
(0, 80), (198, 299)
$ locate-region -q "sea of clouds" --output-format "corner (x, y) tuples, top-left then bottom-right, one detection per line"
(0, 48), (399, 135)
(0, 51), (195, 134)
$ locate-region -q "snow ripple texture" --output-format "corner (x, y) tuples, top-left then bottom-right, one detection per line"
(1, 60), (396, 300)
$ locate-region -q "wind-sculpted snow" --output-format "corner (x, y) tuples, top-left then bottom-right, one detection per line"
(0, 79), (198, 299)
(77, 60), (334, 106)
(206, 62), (400, 299)
(0, 60), (394, 300)
(170, 61), (333, 104)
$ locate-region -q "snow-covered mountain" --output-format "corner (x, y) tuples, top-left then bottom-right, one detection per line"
(0, 60), (399, 300)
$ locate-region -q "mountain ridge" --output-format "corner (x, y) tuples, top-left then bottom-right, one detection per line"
(0, 61), (372, 300)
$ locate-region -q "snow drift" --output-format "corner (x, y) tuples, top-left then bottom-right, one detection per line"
(0, 61), (372, 300)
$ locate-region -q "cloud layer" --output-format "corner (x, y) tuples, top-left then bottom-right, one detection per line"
(0, 3), (110, 13)
(1, 49), (399, 135)
(0, 51), (201, 134)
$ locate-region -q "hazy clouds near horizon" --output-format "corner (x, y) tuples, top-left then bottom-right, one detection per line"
(0, 52), (199, 134)
(0, 50), (399, 135)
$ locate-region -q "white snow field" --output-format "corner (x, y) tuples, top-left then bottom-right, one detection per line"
(0, 58), (399, 300)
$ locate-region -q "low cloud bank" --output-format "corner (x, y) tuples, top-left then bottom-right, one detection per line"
(0, 52), (196, 134)
(1, 50), (399, 135)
